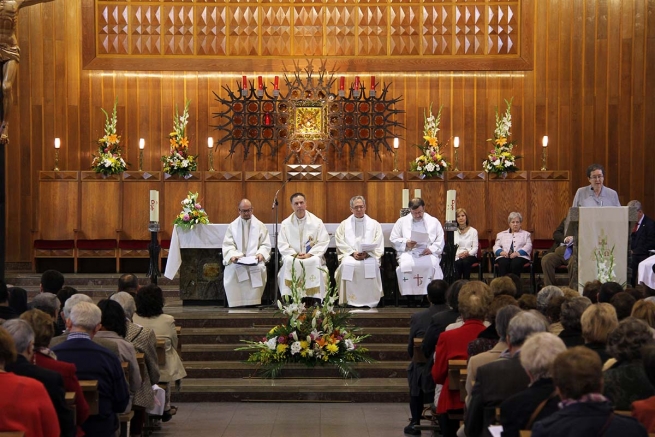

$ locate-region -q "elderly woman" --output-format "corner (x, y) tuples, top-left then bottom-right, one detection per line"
(454, 208), (479, 280)
(603, 317), (655, 410)
(500, 332), (567, 437)
(631, 300), (655, 331)
(581, 303), (618, 364)
(493, 212), (532, 277)
(558, 297), (592, 348)
(133, 284), (186, 422)
(0, 326), (59, 436)
(431, 281), (491, 437)
(20, 309), (89, 437)
(536, 285), (564, 314)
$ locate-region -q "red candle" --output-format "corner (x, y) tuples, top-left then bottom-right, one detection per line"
(264, 113), (272, 126)
(257, 76), (263, 90)
(355, 76), (360, 90)
(340, 76), (345, 90)
(274, 76), (279, 90)
(370, 76), (375, 90)
(242, 75), (247, 90)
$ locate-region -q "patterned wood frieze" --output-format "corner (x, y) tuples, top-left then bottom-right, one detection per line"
(163, 172), (203, 181)
(204, 171), (243, 181)
(529, 171), (570, 181)
(406, 172), (444, 181)
(326, 172), (364, 181)
(80, 171), (121, 181)
(488, 171), (528, 181)
(446, 171), (487, 181)
(244, 171), (283, 181)
(39, 171), (79, 181)
(122, 171), (162, 181)
(366, 171), (404, 181)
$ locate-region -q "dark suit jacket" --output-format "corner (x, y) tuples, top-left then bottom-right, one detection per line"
(465, 354), (530, 437)
(6, 354), (76, 437)
(407, 303), (449, 396)
(499, 378), (559, 437)
(632, 215), (655, 256)
(408, 303), (449, 358)
(421, 309), (460, 359)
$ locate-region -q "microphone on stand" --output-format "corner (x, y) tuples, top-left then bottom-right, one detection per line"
(272, 176), (292, 209)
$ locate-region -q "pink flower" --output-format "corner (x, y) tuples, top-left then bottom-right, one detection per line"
(104, 148), (109, 153)
(183, 214), (190, 221)
(195, 203), (202, 209)
(277, 335), (287, 344)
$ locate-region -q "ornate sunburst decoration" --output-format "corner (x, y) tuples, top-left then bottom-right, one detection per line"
(212, 59), (404, 164)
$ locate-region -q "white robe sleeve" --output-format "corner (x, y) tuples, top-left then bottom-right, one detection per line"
(256, 221), (272, 261)
(335, 221), (352, 262)
(390, 217), (407, 253)
(370, 221), (385, 260)
(277, 220), (298, 257)
(221, 223), (242, 265)
(307, 218), (329, 257)
(428, 219), (445, 256)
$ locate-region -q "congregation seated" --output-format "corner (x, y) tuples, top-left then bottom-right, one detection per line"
(421, 280), (467, 364)
(30, 292), (61, 336)
(0, 282), (18, 321)
(334, 196), (385, 308)
(610, 291), (637, 320)
(499, 332), (566, 437)
(580, 303), (618, 365)
(558, 297), (591, 348)
(603, 317), (655, 410)
(467, 295), (518, 357)
(51, 301), (130, 437)
(55, 286), (79, 335)
(8, 286), (28, 316)
(535, 285), (563, 314)
(133, 284), (186, 423)
(4, 319), (75, 437)
(544, 295), (565, 336)
(517, 294), (537, 310)
(0, 326), (59, 437)
(531, 346), (647, 437)
(582, 280), (602, 303)
(489, 276), (517, 299)
(493, 212), (532, 277)
(598, 281), (623, 303)
(632, 345), (655, 432)
(20, 308), (89, 437)
(111, 290), (161, 432)
(453, 208), (479, 280)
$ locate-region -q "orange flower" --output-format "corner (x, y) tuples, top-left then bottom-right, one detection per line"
(170, 138), (177, 147)
(316, 337), (327, 347)
(107, 134), (118, 144)
(180, 137), (189, 147)
(495, 137), (507, 146)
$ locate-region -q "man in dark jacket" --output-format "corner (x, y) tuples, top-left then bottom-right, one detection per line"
(531, 346), (647, 437)
(4, 319), (75, 437)
(541, 218), (577, 289)
(628, 200), (655, 287)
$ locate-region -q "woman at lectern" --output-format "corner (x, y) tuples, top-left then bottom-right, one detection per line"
(494, 212), (532, 277)
(453, 208), (479, 280)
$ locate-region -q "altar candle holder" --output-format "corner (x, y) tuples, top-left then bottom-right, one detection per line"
(393, 137), (399, 172)
(353, 76), (361, 98)
(242, 75), (248, 98)
(257, 76), (264, 97)
(541, 136), (548, 171)
(273, 76), (279, 97)
(208, 137), (215, 172)
(138, 138), (145, 171)
(54, 138), (60, 171)
(370, 75), (376, 97)
(339, 76), (345, 97)
(453, 136), (460, 171)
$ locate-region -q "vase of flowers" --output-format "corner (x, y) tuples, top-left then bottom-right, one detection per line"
(91, 98), (128, 176)
(482, 97), (521, 175)
(162, 100), (197, 177)
(174, 191), (209, 230)
(409, 104), (450, 178)
(236, 265), (373, 378)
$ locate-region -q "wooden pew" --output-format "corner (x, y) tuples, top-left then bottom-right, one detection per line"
(119, 410), (135, 437)
(79, 380), (99, 415)
(65, 392), (76, 425)
(459, 369), (468, 402)
(519, 432), (531, 437)
(136, 352), (146, 381)
(448, 360), (467, 390)
(156, 338), (166, 365)
(121, 361), (129, 382)
(176, 326), (182, 356)
(0, 433), (25, 437)
(412, 338), (427, 363)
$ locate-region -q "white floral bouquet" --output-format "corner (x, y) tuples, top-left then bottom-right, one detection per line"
(161, 100), (197, 176)
(409, 104), (450, 177)
(91, 98), (128, 175)
(237, 265), (373, 378)
(174, 191), (209, 230)
(482, 97), (521, 175)
(594, 239), (616, 283)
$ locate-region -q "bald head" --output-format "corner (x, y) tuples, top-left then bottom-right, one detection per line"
(238, 198), (253, 220)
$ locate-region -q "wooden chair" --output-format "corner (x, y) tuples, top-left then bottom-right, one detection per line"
(65, 392), (76, 425)
(447, 359), (467, 391)
(79, 380), (99, 415)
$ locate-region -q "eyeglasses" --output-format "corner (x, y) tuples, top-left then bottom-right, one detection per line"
(589, 175), (604, 180)
(352, 206), (365, 210)
(239, 208), (253, 213)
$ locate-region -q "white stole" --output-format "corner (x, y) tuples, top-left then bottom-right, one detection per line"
(342, 214), (378, 281)
(231, 216), (264, 287)
(400, 212), (439, 251)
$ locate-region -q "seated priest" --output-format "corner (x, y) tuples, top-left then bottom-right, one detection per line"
(222, 199), (272, 307)
(277, 192), (330, 302)
(390, 198), (444, 296)
(334, 195), (385, 307)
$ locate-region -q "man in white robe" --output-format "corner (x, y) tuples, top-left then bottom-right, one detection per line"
(222, 199), (271, 306)
(390, 198), (444, 296)
(335, 195), (384, 307)
(278, 192), (330, 300)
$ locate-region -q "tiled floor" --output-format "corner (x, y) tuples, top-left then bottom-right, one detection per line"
(154, 402), (422, 436)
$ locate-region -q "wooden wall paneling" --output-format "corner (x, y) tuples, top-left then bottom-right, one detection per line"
(474, 75), (488, 175)
(410, 179), (446, 222)
(323, 180), (366, 223)
(37, 174), (80, 241)
(528, 173), (571, 240)
(162, 177), (203, 239)
(629, 0), (646, 206)
(161, 74), (175, 168)
(203, 180), (244, 225)
(120, 175), (162, 240)
(282, 182), (326, 221)
(79, 175), (121, 240)
(243, 178), (285, 225)
(183, 72), (199, 163)
(197, 75), (210, 171)
(365, 181), (404, 224)
(487, 173), (529, 236)
(446, 172), (488, 239)
(124, 75), (138, 170)
(148, 75), (163, 173)
(462, 75), (475, 171)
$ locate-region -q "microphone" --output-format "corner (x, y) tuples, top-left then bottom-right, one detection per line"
(272, 176), (292, 210)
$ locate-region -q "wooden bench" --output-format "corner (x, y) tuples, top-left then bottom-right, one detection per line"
(121, 361), (129, 382)
(0, 432), (25, 437)
(156, 339), (166, 365)
(65, 392), (76, 424)
(412, 337), (427, 363)
(459, 369), (468, 402)
(119, 410), (135, 437)
(447, 359), (467, 390)
(136, 352), (146, 381)
(79, 380), (99, 415)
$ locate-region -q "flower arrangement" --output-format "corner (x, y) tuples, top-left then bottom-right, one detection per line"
(161, 100), (197, 176)
(409, 104), (450, 178)
(237, 265), (373, 378)
(594, 234), (616, 283)
(483, 97), (520, 175)
(91, 98), (128, 175)
(174, 191), (209, 230)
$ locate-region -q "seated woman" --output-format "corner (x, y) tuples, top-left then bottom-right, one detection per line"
(0, 325), (59, 437)
(133, 284), (187, 422)
(580, 303), (618, 365)
(632, 345), (655, 432)
(493, 212), (532, 277)
(500, 332), (566, 437)
(20, 308), (90, 437)
(454, 208), (479, 280)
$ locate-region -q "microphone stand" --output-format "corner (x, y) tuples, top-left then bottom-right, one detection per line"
(270, 177), (290, 305)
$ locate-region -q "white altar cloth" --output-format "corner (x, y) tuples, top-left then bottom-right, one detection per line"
(637, 254), (655, 289)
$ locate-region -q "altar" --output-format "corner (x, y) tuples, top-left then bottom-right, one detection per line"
(637, 254), (655, 290)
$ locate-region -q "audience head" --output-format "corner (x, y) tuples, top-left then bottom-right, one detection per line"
(40, 270), (65, 294)
(506, 311), (549, 349)
(20, 309), (54, 348)
(631, 300), (655, 329)
(68, 302), (101, 334)
(118, 274), (139, 293)
(625, 286), (645, 301)
(458, 281), (492, 320)
(3, 319), (34, 356)
(489, 276), (517, 298)
(487, 295), (518, 325)
(560, 297), (592, 332)
(56, 286), (78, 313)
(553, 346), (602, 400)
(580, 303), (619, 344)
(110, 292), (137, 321)
(8, 287), (28, 315)
(520, 332), (567, 381)
(607, 317), (655, 362)
(518, 294), (537, 311)
(598, 281), (623, 303)
(506, 273), (524, 297)
(537, 285), (563, 313)
(495, 305), (523, 340)
(31, 292), (60, 320)
(427, 280), (448, 305)
(446, 280), (468, 312)
(62, 293), (93, 320)
(582, 280), (602, 303)
(97, 299), (127, 338)
(609, 292), (636, 321)
(135, 284), (165, 318)
(561, 287), (581, 299)
(0, 281), (7, 304)
(545, 295), (566, 324)
(0, 326), (17, 368)
(642, 345), (655, 388)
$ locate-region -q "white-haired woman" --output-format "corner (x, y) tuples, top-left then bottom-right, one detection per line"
(493, 212), (532, 277)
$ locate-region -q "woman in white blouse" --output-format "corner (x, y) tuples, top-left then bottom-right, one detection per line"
(454, 208), (479, 279)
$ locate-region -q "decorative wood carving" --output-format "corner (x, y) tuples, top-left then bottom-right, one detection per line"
(446, 171), (487, 181)
(163, 172), (203, 181)
(244, 172), (284, 181)
(326, 172), (364, 181)
(204, 171), (243, 181)
(367, 171), (404, 182)
(122, 171), (162, 181)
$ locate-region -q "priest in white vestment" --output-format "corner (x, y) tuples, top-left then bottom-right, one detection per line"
(222, 199), (272, 307)
(390, 198), (444, 295)
(335, 196), (385, 307)
(278, 192), (330, 300)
